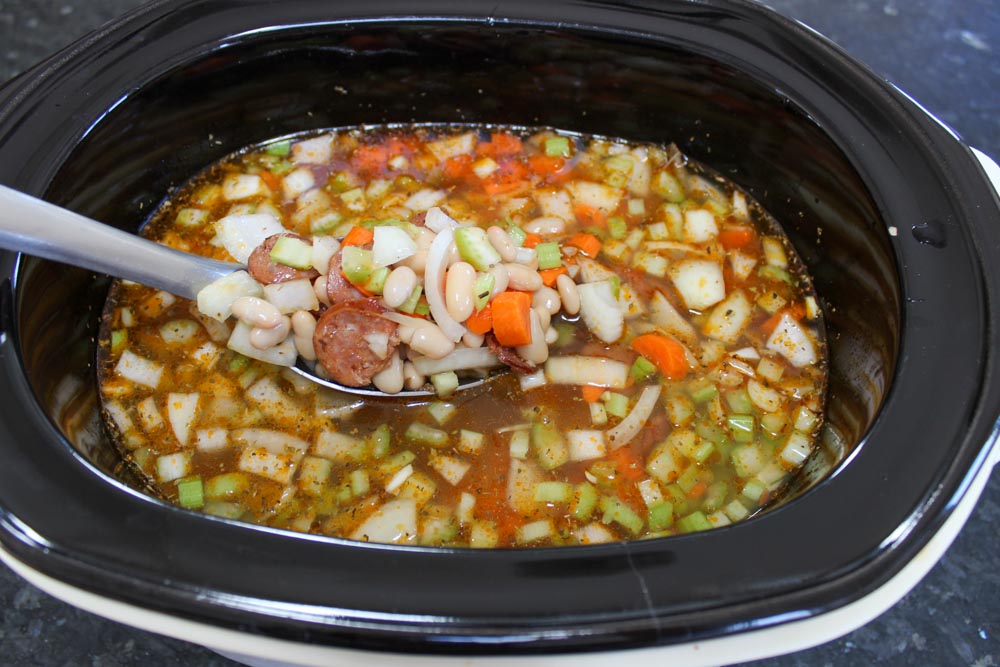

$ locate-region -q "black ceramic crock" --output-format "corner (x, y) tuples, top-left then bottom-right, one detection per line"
(0, 0), (998, 657)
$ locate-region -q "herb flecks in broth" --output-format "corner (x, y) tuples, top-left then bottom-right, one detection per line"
(97, 126), (827, 547)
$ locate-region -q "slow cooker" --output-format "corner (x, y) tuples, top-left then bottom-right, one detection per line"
(0, 1), (998, 665)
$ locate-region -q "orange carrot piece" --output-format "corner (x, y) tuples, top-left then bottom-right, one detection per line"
(686, 481), (708, 499)
(760, 303), (807, 336)
(491, 291), (533, 347)
(479, 132), (523, 157)
(341, 225), (374, 247)
(630, 333), (689, 380)
(718, 225), (756, 250)
(573, 204), (607, 227)
(465, 303), (494, 335)
(258, 170), (280, 193)
(564, 232), (602, 258)
(482, 178), (530, 196)
(442, 154), (473, 180)
(608, 446), (645, 482)
(527, 154), (566, 176)
(351, 143), (389, 172)
(538, 266), (569, 287)
(522, 233), (543, 249)
(581, 385), (606, 403)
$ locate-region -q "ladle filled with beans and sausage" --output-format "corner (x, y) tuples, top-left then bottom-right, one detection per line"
(98, 125), (827, 547)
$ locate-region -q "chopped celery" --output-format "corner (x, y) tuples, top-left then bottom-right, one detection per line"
(704, 481), (729, 512)
(724, 388), (754, 415)
(676, 466), (703, 494)
(509, 430), (530, 458)
(378, 449), (416, 474)
(350, 469), (370, 496)
(269, 236), (313, 269)
(404, 422), (449, 447)
(663, 483), (692, 517)
(648, 501), (674, 531)
(691, 440), (716, 463)
(203, 501), (244, 519)
(608, 275), (621, 299)
(507, 223), (527, 247)
(473, 273), (495, 311)
(603, 392), (629, 419)
(431, 371), (459, 398)
(532, 422), (568, 470)
(368, 423), (391, 458)
(310, 211), (343, 235)
(175, 207), (208, 228)
(427, 402), (457, 425)
(629, 356), (657, 383)
(608, 216), (628, 240)
(454, 226), (502, 270)
(110, 329), (127, 354)
(652, 170), (685, 203)
(413, 300), (431, 317)
(695, 420), (729, 445)
(397, 284), (423, 314)
(265, 140), (291, 157)
(469, 520), (500, 548)
(544, 136), (571, 157)
(177, 476), (204, 509)
(534, 481), (572, 504)
(535, 242), (562, 270)
(360, 217), (419, 237)
(599, 496), (644, 535)
(627, 198), (646, 217)
(727, 414), (756, 442)
(571, 482), (598, 521)
(363, 266), (390, 295)
(688, 380), (718, 404)
(554, 323), (575, 347)
(677, 511), (713, 533)
(741, 478), (767, 503)
(758, 264), (793, 284)
(340, 246), (373, 284)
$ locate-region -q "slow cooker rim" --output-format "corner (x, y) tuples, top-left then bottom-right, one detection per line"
(0, 0), (998, 654)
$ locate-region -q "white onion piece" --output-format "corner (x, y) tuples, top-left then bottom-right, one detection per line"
(423, 227), (467, 342)
(231, 428), (309, 454)
(544, 356), (628, 388)
(350, 498), (417, 544)
(424, 206), (461, 233)
(166, 392), (199, 447)
(410, 347), (501, 376)
(606, 384), (662, 450)
(214, 213), (285, 264)
(372, 225), (417, 267)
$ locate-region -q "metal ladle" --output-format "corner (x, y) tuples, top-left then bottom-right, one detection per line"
(0, 185), (490, 397)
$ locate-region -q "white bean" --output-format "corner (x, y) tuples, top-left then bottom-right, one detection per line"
(403, 361), (426, 391)
(515, 310), (548, 365)
(462, 331), (485, 348)
(399, 249), (428, 275)
(383, 266), (418, 309)
(504, 262), (543, 292)
(372, 351), (405, 394)
(409, 323), (456, 359)
(232, 296), (283, 329)
(487, 225), (518, 262)
(544, 326), (559, 345)
(445, 261), (476, 323)
(489, 263), (510, 298)
(313, 276), (331, 306)
(250, 316), (291, 350)
(556, 274), (581, 315)
(533, 286), (561, 315)
(533, 305), (551, 331)
(291, 310), (317, 361)
(524, 216), (566, 236)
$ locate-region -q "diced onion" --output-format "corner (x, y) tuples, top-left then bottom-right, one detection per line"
(544, 356), (629, 388)
(410, 347), (500, 376)
(372, 225), (417, 267)
(606, 384), (662, 450)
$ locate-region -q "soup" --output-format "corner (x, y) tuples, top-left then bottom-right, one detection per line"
(97, 126), (826, 547)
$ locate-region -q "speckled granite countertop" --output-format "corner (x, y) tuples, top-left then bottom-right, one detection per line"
(0, 1), (998, 665)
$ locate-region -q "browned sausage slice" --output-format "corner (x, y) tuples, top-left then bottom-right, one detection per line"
(313, 299), (399, 387)
(247, 233), (320, 285)
(485, 332), (536, 374)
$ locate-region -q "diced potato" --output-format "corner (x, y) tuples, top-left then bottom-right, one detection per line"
(670, 259), (726, 311)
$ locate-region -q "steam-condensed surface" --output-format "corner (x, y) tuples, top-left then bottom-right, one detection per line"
(97, 126), (827, 547)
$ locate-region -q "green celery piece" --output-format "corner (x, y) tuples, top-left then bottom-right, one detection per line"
(608, 216), (628, 240)
(599, 496), (644, 535)
(648, 501), (674, 531)
(629, 356), (657, 383)
(688, 380), (718, 404)
(473, 273), (495, 311)
(531, 422), (569, 470)
(677, 511), (713, 533)
(507, 223), (527, 247)
(544, 136), (571, 157)
(110, 329), (127, 354)
(265, 140), (291, 157)
(758, 264), (793, 284)
(177, 476), (204, 509)
(204, 472), (249, 500)
(572, 482), (599, 521)
(397, 285), (423, 314)
(727, 414), (756, 442)
(535, 242), (562, 270)
(270, 235), (314, 269)
(364, 266), (390, 295)
(724, 388), (754, 415)
(454, 226), (502, 270)
(404, 422), (449, 447)
(368, 424), (391, 458)
(534, 481), (572, 504)
(603, 392), (629, 419)
(340, 246), (373, 285)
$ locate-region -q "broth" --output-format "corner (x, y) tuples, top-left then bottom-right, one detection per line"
(97, 125), (826, 547)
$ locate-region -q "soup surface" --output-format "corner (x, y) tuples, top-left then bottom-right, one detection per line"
(98, 126), (826, 547)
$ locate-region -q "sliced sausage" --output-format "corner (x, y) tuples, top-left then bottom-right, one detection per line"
(313, 299), (400, 387)
(411, 210), (428, 227)
(248, 233), (320, 285)
(325, 249), (365, 306)
(486, 332), (536, 374)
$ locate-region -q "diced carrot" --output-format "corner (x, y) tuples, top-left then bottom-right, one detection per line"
(527, 154), (566, 176)
(608, 446), (645, 482)
(442, 154), (473, 180)
(465, 303), (494, 335)
(491, 291), (533, 347)
(351, 143), (389, 173)
(479, 132), (523, 157)
(564, 232), (602, 258)
(522, 233), (543, 249)
(538, 266), (569, 287)
(258, 170), (280, 193)
(574, 204), (606, 227)
(341, 225), (374, 247)
(482, 177), (530, 196)
(718, 225), (756, 250)
(686, 481), (708, 499)
(581, 385), (606, 403)
(630, 333), (689, 380)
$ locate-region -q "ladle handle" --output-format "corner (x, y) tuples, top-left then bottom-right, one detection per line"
(0, 185), (239, 299)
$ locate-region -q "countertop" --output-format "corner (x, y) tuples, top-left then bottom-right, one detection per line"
(1, 0), (998, 665)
